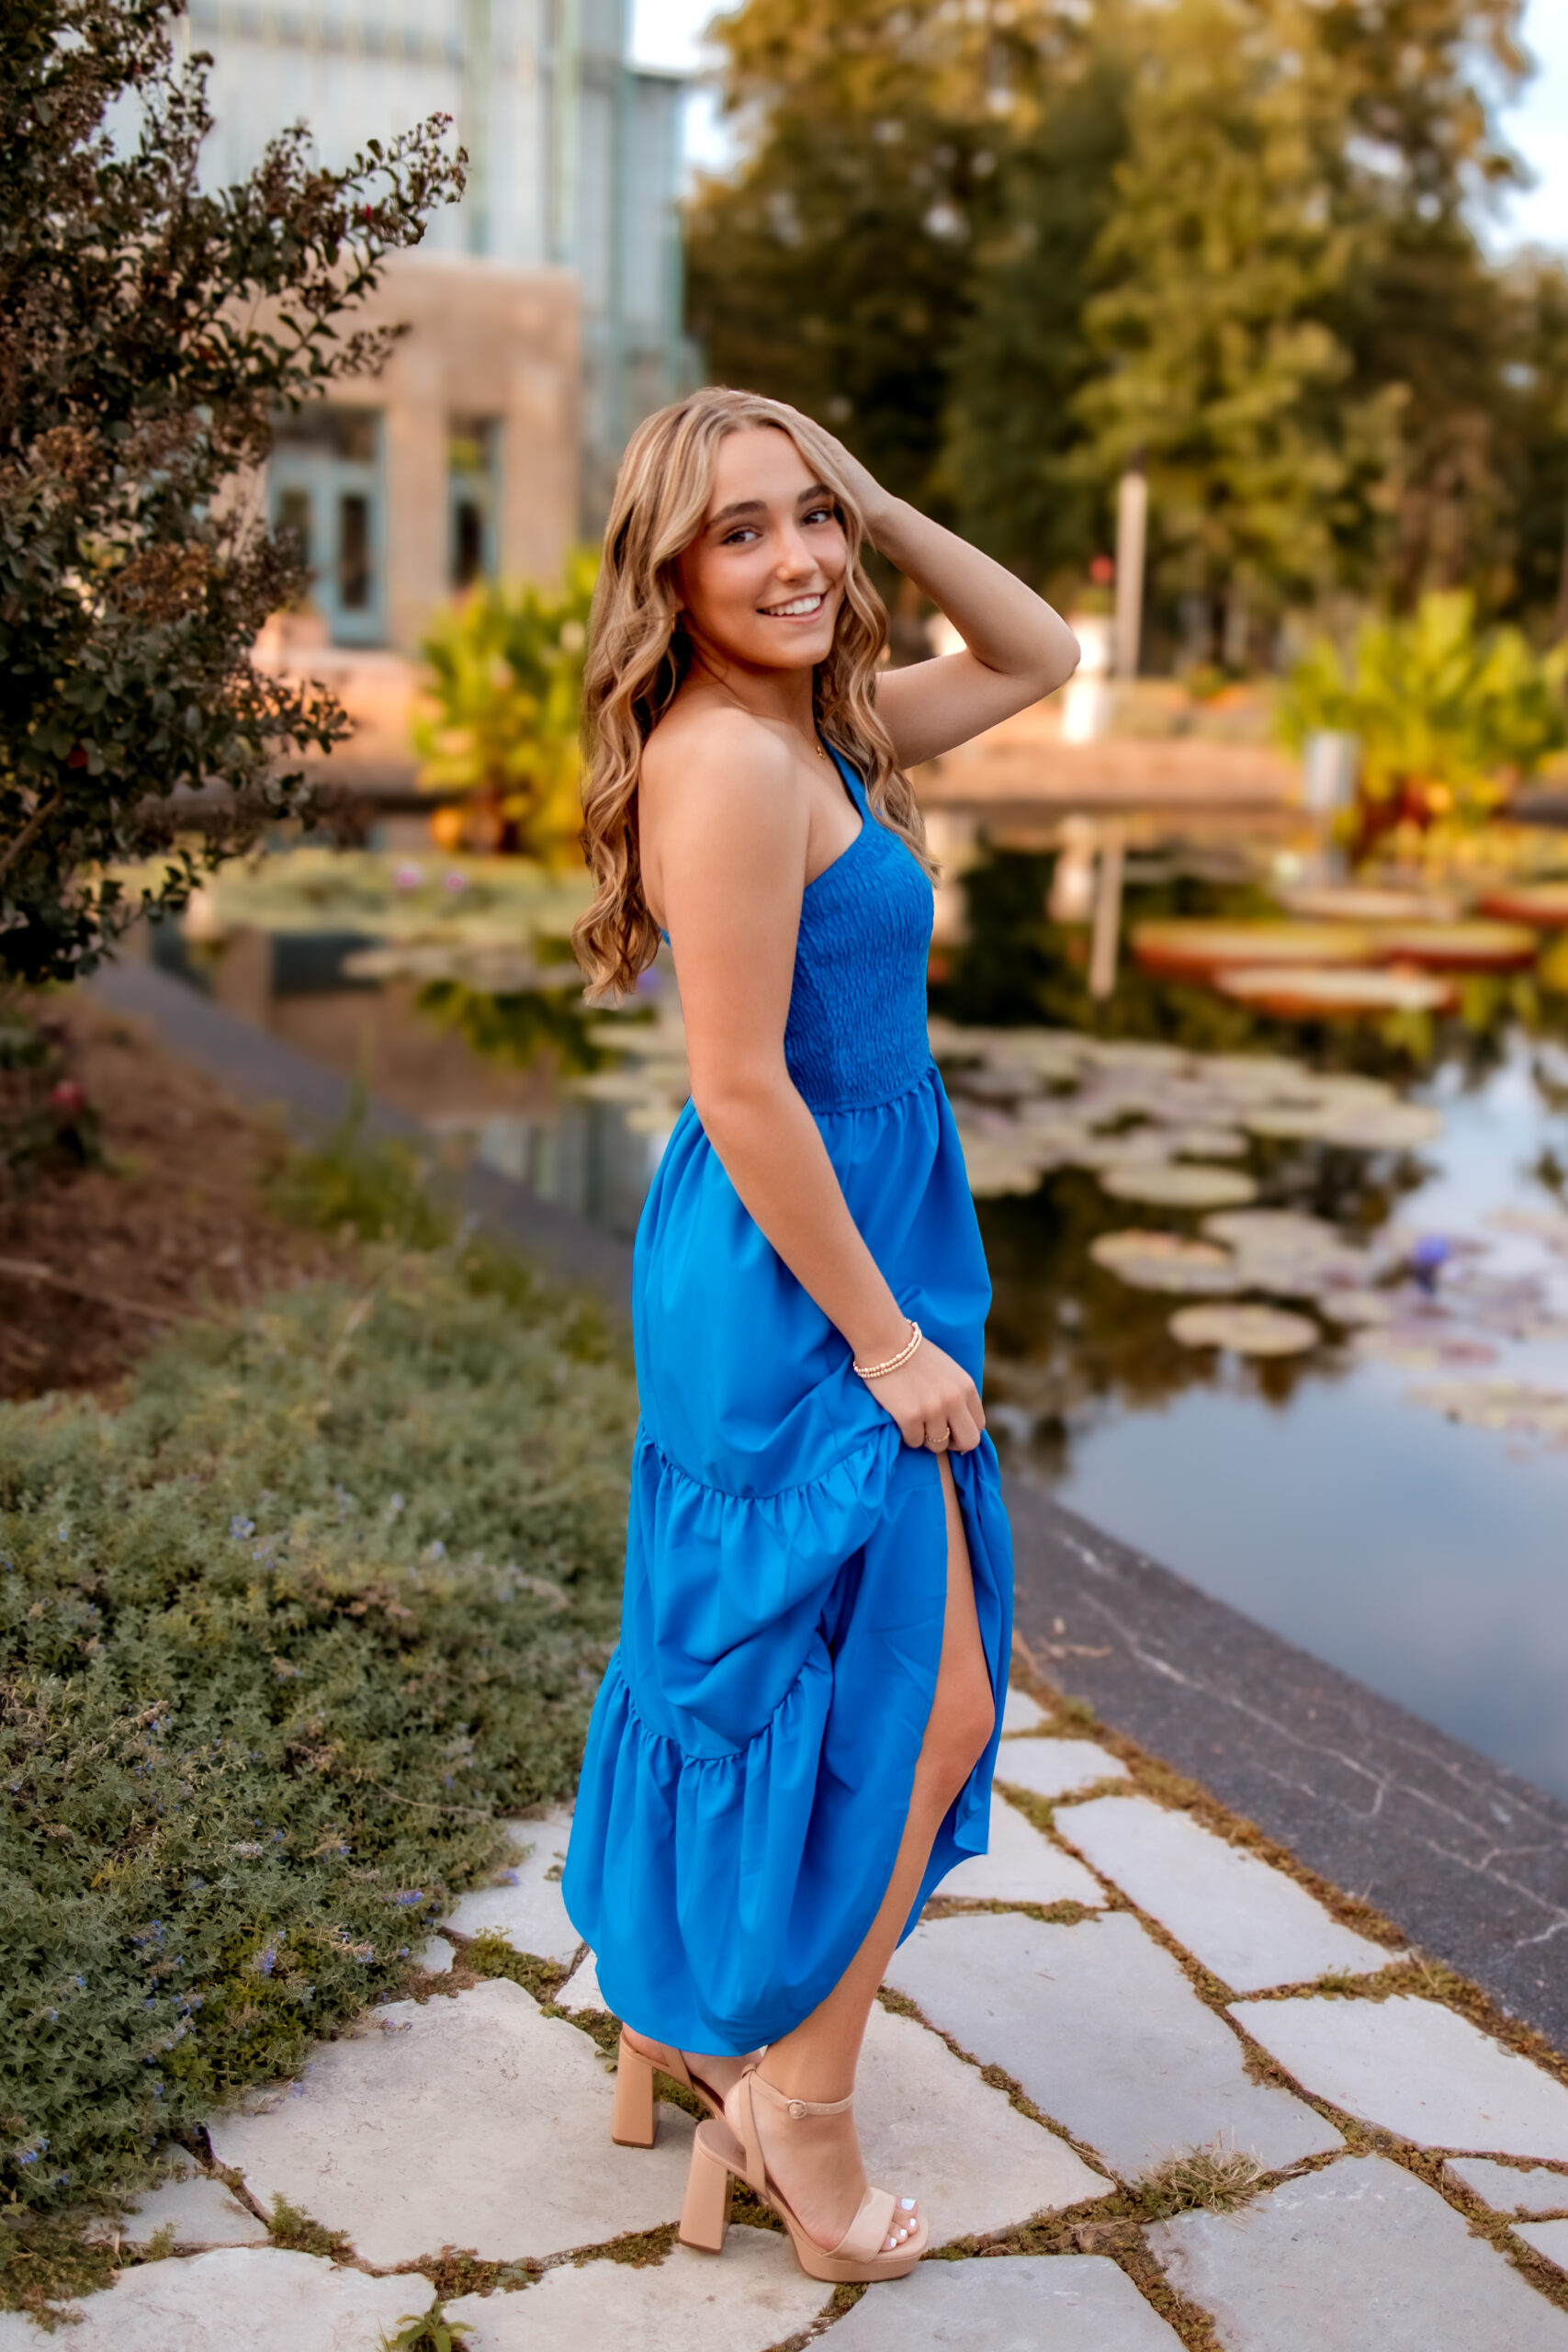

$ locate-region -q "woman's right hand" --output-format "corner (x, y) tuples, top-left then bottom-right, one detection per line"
(863, 1337), (986, 1454)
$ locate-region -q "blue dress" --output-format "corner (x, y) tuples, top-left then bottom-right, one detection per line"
(562, 745), (1012, 2053)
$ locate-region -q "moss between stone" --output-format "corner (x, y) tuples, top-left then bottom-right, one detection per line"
(389, 2247), (537, 2300)
(266, 2191), (354, 2261)
(920, 1896), (1098, 1928)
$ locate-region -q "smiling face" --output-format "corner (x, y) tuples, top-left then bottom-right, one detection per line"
(673, 424), (848, 679)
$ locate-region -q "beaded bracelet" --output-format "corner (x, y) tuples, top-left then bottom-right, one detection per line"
(852, 1321), (922, 1381)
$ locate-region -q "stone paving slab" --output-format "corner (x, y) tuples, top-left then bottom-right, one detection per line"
(444, 2226), (828, 2350)
(1448, 2157), (1568, 2213)
(442, 1808), (581, 1962)
(885, 1912), (1340, 2179)
(936, 1792), (1106, 1909)
(1231, 1994), (1568, 2158)
(857, 2000), (1111, 2239)
(1150, 2154), (1568, 2350)
(1000, 1688), (1051, 1735)
(209, 1978), (694, 2266)
(1518, 2220), (1568, 2271)
(557, 1950), (607, 2014)
(816, 2252), (1185, 2347)
(1007, 1486), (1568, 2053)
(0, 2249), (425, 2351)
(96, 2173), (269, 2248)
(992, 1738), (1130, 1802)
(1055, 1794), (1393, 1991)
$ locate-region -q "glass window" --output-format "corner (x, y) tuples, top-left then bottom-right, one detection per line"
(449, 416), (501, 591)
(267, 405), (384, 645)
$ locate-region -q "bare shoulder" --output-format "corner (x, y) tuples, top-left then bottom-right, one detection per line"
(641, 703), (801, 863)
(642, 700), (795, 799)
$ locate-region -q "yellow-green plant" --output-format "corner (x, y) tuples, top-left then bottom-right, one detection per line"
(415, 550), (598, 865)
(1280, 592), (1567, 857)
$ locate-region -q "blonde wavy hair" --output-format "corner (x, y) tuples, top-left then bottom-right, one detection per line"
(571, 386), (933, 999)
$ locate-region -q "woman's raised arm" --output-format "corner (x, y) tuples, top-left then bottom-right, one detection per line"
(772, 409), (1079, 769)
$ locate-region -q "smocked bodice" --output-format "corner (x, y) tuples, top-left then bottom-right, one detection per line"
(783, 747), (934, 1114)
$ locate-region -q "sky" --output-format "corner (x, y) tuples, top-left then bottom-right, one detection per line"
(631, 0), (1568, 251)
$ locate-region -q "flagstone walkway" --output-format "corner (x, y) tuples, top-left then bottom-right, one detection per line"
(14, 1685), (1568, 2351)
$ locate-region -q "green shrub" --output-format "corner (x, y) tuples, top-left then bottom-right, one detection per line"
(1279, 591), (1568, 853)
(415, 553), (599, 865)
(0, 1249), (634, 2218)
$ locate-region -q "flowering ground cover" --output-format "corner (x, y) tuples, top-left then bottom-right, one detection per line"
(0, 1124), (635, 2278)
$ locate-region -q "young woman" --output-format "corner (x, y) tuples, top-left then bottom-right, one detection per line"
(561, 388), (1078, 2286)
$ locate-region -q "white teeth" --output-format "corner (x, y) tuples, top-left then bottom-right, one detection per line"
(763, 594), (824, 616)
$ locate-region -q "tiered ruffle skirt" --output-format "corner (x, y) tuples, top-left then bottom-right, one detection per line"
(562, 1067), (1011, 2052)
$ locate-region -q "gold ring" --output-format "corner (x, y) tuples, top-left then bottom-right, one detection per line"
(929, 1426), (951, 1452)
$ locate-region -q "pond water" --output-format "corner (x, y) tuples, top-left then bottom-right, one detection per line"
(155, 845), (1568, 1803)
(974, 1037), (1568, 1801)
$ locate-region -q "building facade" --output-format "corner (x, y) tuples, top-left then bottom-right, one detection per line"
(182, 0), (691, 643)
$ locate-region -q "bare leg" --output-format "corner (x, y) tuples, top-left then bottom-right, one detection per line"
(745, 1456), (995, 2249)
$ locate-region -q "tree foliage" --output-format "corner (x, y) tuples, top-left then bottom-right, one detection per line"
(0, 0), (464, 994)
(685, 0), (1001, 513)
(688, 0), (1567, 637)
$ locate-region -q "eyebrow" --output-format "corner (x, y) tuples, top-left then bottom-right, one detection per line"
(707, 483), (835, 529)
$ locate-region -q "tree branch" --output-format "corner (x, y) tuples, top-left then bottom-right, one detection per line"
(0, 788), (65, 888)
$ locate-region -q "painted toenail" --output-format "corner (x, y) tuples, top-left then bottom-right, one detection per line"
(900, 2197), (917, 2210)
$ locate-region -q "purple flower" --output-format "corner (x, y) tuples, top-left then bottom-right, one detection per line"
(443, 870), (468, 893)
(393, 864), (424, 890)
(230, 1514), (255, 1540)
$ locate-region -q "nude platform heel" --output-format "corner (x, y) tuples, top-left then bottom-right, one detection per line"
(678, 2070), (927, 2285)
(611, 2029), (732, 2147)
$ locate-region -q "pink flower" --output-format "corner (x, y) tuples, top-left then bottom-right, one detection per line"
(49, 1080), (87, 1118)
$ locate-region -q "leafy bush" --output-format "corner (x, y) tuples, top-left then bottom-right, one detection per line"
(0, 1227), (634, 2216)
(415, 553), (599, 865)
(0, 0), (463, 989)
(1280, 592), (1568, 855)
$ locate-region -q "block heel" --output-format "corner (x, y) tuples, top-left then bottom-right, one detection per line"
(691, 2070), (928, 2285)
(610, 2029), (656, 2148)
(679, 2120), (735, 2253)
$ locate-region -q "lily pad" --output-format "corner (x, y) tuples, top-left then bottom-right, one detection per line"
(1165, 1125), (1251, 1159)
(1476, 883), (1568, 930)
(1316, 1288), (1404, 1325)
(1352, 1327), (1498, 1370)
(1132, 921), (1373, 980)
(1279, 885), (1458, 923)
(1311, 1101), (1444, 1150)
(1201, 1209), (1348, 1256)
(1370, 920), (1539, 973)
(1216, 967), (1459, 1017)
(1406, 1379), (1568, 1442)
(569, 1070), (670, 1106)
(1168, 1303), (1321, 1355)
(1239, 1102), (1359, 1140)
(1187, 1052), (1318, 1091)
(1089, 1230), (1245, 1295)
(1100, 1162), (1258, 1208)
(958, 1136), (1043, 1196)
